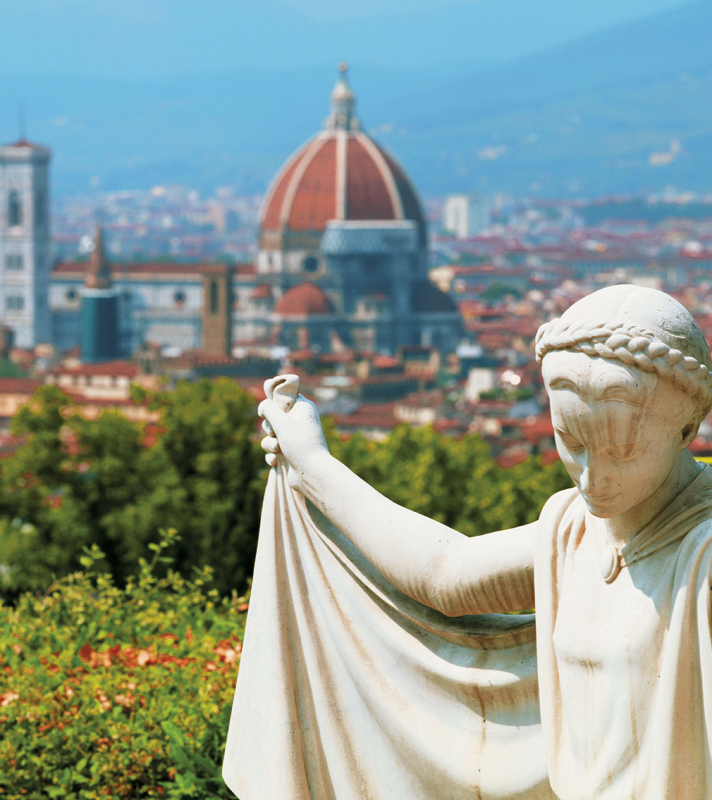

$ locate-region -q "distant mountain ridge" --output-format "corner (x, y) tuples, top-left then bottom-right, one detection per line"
(0, 0), (709, 198)
(372, 0), (712, 194)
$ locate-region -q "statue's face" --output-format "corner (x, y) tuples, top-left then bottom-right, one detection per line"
(542, 350), (692, 519)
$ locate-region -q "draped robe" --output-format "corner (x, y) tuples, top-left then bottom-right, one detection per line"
(223, 463), (712, 799)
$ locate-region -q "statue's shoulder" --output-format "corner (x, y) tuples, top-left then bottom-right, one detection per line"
(534, 487), (583, 561)
(539, 486), (581, 526)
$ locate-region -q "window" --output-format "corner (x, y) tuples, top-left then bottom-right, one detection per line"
(174, 289), (186, 307)
(66, 288), (78, 303)
(6, 295), (24, 312)
(303, 255), (319, 273)
(5, 254), (23, 271)
(210, 280), (218, 314)
(8, 191), (22, 227)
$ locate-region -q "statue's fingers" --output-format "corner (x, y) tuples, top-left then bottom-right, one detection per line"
(265, 453), (278, 467)
(261, 436), (280, 454)
(262, 418), (274, 437)
(258, 398), (288, 434)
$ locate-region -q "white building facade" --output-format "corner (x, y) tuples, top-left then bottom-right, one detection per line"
(0, 140), (52, 348)
(442, 194), (491, 239)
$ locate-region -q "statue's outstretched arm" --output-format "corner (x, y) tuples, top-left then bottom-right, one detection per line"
(259, 383), (536, 617)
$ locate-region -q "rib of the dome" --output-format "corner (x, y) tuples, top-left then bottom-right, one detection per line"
(345, 137), (397, 221)
(380, 149), (427, 231)
(260, 125), (427, 238)
(261, 147), (310, 230)
(287, 136), (338, 231)
(354, 132), (404, 220)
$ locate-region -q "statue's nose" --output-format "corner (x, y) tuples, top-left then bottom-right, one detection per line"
(578, 455), (609, 497)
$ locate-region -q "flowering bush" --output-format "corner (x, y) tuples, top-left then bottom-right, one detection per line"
(0, 529), (245, 798)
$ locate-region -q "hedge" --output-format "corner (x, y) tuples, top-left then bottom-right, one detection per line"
(0, 530), (244, 799)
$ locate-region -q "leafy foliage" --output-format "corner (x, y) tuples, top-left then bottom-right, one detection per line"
(0, 380), (571, 598)
(324, 420), (573, 536)
(0, 380), (265, 597)
(0, 529), (244, 799)
(0, 390), (573, 796)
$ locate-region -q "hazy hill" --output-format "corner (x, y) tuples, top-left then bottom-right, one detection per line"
(375, 0), (712, 195)
(0, 0), (709, 197)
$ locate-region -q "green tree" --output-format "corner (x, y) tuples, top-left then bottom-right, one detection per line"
(0, 380), (265, 597)
(325, 420), (572, 537)
(137, 379), (266, 596)
(0, 382), (570, 598)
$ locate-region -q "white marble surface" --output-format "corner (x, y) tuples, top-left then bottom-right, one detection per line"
(224, 286), (712, 799)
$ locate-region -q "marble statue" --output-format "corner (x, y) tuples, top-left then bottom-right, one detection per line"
(223, 285), (712, 800)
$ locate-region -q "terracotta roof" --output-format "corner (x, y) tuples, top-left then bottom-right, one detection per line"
(331, 402), (399, 431)
(541, 448), (561, 466)
(261, 130), (426, 237)
(51, 360), (140, 378)
(0, 378), (42, 394)
(252, 283), (273, 300)
(275, 283), (334, 316)
(346, 137), (396, 221)
(495, 447), (531, 469)
(372, 355), (400, 369)
(2, 139), (50, 154)
(190, 351), (239, 367)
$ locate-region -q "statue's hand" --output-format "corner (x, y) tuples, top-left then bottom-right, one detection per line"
(258, 374), (330, 493)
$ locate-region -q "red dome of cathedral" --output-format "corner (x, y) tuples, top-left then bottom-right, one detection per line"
(275, 283), (334, 316)
(260, 64), (426, 242)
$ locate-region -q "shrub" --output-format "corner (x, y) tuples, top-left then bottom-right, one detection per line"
(0, 380), (266, 597)
(0, 529), (244, 799)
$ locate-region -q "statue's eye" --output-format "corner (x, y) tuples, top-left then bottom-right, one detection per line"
(608, 444), (635, 461)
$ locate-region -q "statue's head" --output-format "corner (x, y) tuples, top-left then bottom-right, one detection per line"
(536, 285), (712, 518)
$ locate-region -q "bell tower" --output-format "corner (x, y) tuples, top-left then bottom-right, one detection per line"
(0, 139), (51, 348)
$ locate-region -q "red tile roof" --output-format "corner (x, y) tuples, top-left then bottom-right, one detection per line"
(275, 283), (334, 316)
(346, 137), (395, 220)
(3, 139), (50, 153)
(260, 130), (426, 235)
(262, 146), (308, 230)
(330, 402), (399, 431)
(495, 447), (531, 469)
(0, 378), (42, 394)
(50, 360), (140, 378)
(289, 137), (338, 230)
(252, 283), (273, 300)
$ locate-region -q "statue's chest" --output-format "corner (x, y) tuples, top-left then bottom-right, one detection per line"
(552, 532), (677, 676)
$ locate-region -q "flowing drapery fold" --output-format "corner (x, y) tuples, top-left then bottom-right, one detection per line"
(223, 463), (554, 799)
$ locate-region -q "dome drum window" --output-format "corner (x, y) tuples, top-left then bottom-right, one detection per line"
(174, 289), (187, 307)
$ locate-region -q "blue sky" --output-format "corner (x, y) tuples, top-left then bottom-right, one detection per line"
(0, 0), (696, 79)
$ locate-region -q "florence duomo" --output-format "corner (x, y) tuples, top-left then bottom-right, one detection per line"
(247, 63), (460, 354)
(0, 66), (460, 359)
